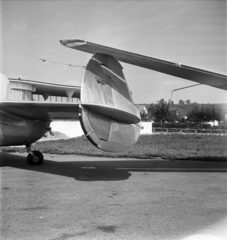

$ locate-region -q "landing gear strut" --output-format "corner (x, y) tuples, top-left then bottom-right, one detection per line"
(26, 144), (44, 165)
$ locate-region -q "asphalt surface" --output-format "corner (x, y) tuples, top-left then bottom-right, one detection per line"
(0, 152), (227, 240)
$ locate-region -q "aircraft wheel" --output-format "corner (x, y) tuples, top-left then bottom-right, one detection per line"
(27, 151), (44, 165)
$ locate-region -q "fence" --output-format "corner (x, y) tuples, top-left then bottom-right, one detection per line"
(153, 128), (227, 135)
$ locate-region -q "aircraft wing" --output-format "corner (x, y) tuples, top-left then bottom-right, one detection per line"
(0, 101), (80, 120)
(0, 77), (81, 120)
(60, 39), (227, 91)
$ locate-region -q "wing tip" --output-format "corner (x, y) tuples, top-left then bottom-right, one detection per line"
(60, 39), (86, 48)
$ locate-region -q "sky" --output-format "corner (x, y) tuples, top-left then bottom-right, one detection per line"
(1, 0), (226, 104)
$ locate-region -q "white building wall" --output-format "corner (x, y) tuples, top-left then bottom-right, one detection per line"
(209, 120), (218, 126)
(50, 120), (153, 138)
(140, 121), (153, 134)
(50, 121), (84, 138)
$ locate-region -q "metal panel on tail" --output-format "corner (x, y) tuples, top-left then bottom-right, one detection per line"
(79, 53), (141, 152)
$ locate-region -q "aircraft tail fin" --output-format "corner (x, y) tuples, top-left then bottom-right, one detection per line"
(79, 53), (141, 152)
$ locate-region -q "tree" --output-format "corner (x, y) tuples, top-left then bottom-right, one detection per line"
(187, 106), (201, 124)
(169, 100), (174, 106)
(191, 102), (199, 108)
(148, 103), (155, 119)
(148, 99), (178, 124)
(204, 104), (223, 122)
(153, 99), (169, 123)
(167, 109), (179, 122)
(178, 99), (185, 105)
(185, 99), (191, 105)
(140, 109), (148, 120)
(187, 104), (224, 127)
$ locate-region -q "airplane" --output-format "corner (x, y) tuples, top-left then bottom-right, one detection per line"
(1, 39), (227, 165)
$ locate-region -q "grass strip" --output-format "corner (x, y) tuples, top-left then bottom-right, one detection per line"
(1, 134), (227, 161)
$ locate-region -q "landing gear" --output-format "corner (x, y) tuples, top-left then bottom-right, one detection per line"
(26, 145), (44, 165)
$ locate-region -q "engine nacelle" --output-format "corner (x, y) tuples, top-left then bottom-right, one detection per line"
(79, 53), (141, 152)
(0, 73), (51, 146)
(0, 109), (51, 146)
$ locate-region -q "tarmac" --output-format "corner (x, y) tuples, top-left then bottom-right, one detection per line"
(0, 152), (227, 240)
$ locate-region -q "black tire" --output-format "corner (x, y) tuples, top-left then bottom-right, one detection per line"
(27, 151), (44, 165)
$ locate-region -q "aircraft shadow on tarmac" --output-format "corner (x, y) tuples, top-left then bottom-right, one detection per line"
(0, 152), (226, 181)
